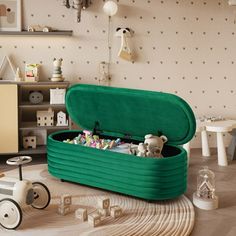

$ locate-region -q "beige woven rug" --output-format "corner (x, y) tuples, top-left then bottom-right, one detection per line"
(0, 164), (195, 236)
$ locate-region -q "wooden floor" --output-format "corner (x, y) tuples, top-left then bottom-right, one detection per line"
(186, 149), (236, 236)
(0, 149), (236, 236)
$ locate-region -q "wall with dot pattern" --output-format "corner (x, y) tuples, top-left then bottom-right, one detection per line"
(1, 0), (236, 147)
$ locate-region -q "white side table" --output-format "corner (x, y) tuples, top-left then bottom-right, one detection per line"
(196, 120), (211, 157)
(185, 119), (236, 166)
(204, 120), (236, 166)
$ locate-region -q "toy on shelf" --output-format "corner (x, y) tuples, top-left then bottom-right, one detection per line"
(23, 136), (36, 149)
(0, 156), (51, 230)
(25, 64), (40, 82)
(50, 88), (66, 104)
(37, 108), (54, 127)
(56, 111), (68, 126)
(15, 67), (23, 82)
(58, 194), (72, 216)
(27, 25), (51, 32)
(193, 166), (218, 210)
(51, 58), (64, 82)
(29, 90), (44, 104)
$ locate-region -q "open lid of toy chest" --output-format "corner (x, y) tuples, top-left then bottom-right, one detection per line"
(66, 84), (196, 145)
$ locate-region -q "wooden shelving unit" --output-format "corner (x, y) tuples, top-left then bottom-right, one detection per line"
(20, 122), (69, 131)
(19, 102), (66, 109)
(0, 30), (73, 36)
(19, 145), (47, 155)
(0, 81), (72, 155)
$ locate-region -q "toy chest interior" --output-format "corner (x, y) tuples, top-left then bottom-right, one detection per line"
(47, 84), (196, 200)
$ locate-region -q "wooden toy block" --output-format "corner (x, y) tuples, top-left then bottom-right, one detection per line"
(110, 206), (122, 218)
(88, 212), (101, 227)
(98, 197), (110, 209)
(23, 136), (37, 149)
(57, 204), (70, 215)
(75, 208), (88, 221)
(98, 208), (110, 218)
(60, 194), (72, 206)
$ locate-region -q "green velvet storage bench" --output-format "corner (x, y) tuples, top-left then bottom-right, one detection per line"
(47, 84), (196, 200)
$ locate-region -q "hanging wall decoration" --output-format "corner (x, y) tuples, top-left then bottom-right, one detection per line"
(0, 0), (21, 31)
(62, 0), (91, 22)
(115, 27), (133, 62)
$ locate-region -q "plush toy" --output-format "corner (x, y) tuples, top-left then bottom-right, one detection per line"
(137, 143), (147, 157)
(29, 90), (43, 104)
(144, 134), (168, 158)
(128, 143), (138, 155)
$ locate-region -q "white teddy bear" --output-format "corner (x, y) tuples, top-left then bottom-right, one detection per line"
(144, 134), (168, 158)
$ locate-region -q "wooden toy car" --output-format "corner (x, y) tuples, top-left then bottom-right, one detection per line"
(0, 156), (51, 230)
(27, 25), (51, 32)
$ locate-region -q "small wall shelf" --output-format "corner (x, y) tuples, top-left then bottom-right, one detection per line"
(20, 122), (69, 131)
(0, 30), (73, 36)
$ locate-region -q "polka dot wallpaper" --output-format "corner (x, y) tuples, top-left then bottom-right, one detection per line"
(0, 0), (236, 147)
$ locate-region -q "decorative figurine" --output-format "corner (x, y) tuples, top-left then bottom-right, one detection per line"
(50, 88), (66, 104)
(23, 136), (37, 149)
(25, 64), (40, 82)
(29, 91), (44, 104)
(15, 67), (22, 82)
(37, 108), (54, 127)
(193, 166), (219, 210)
(56, 111), (68, 126)
(51, 58), (64, 82)
(28, 25), (51, 32)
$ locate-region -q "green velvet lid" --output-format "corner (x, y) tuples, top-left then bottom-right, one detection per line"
(66, 84), (196, 145)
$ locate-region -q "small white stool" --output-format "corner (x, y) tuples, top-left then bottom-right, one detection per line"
(196, 121), (211, 157)
(185, 119), (236, 166)
(204, 120), (236, 166)
(183, 121), (211, 164)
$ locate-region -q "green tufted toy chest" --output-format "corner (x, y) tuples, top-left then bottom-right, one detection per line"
(47, 84), (196, 200)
